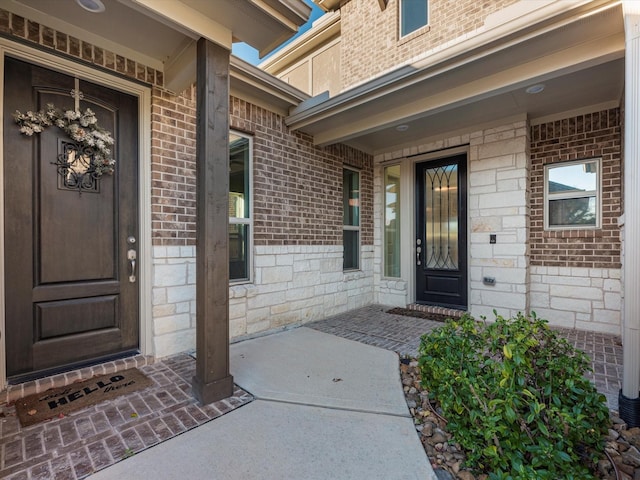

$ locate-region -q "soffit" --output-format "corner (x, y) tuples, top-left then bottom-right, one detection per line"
(287, 1), (625, 155)
(230, 56), (310, 116)
(6, 0), (310, 92)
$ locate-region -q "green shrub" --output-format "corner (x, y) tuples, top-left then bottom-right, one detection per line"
(418, 312), (609, 480)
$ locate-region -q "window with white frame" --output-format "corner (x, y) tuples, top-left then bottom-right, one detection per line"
(400, 0), (429, 37)
(384, 165), (401, 277)
(343, 168), (360, 270)
(229, 132), (252, 281)
(544, 158), (601, 229)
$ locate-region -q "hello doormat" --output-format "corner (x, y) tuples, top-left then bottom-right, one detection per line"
(15, 368), (153, 427)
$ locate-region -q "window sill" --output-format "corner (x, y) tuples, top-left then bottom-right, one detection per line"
(343, 269), (366, 281)
(398, 25), (430, 45)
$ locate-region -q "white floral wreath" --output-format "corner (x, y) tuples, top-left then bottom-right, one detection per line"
(13, 103), (115, 177)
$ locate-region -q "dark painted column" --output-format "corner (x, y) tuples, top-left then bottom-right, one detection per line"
(192, 38), (234, 404)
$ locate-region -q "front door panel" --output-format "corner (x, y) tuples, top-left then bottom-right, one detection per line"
(3, 57), (139, 379)
(416, 154), (467, 308)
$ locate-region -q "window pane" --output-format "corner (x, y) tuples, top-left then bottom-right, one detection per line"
(343, 230), (359, 270)
(229, 224), (249, 281)
(343, 169), (360, 226)
(401, 0), (428, 36)
(229, 134), (250, 219)
(549, 197), (596, 227)
(548, 161), (597, 194)
(384, 165), (401, 277)
(425, 164), (458, 270)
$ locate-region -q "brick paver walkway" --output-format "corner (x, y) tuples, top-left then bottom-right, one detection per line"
(0, 304), (624, 479)
(308, 304), (623, 410)
(0, 355), (252, 480)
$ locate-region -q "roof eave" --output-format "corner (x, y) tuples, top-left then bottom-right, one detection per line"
(287, 0), (621, 133)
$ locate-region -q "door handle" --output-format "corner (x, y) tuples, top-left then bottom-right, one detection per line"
(416, 238), (422, 266)
(127, 249), (137, 283)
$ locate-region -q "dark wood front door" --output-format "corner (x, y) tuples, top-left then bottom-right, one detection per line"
(3, 57), (139, 380)
(416, 154), (467, 309)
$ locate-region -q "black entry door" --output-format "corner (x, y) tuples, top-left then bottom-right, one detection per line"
(3, 57), (139, 380)
(416, 154), (467, 308)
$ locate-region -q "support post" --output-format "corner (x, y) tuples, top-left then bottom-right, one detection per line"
(621, 1), (640, 426)
(192, 37), (234, 404)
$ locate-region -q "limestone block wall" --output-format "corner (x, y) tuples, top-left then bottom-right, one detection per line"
(529, 266), (621, 334)
(468, 119), (530, 320)
(372, 119), (531, 321)
(151, 246), (196, 358)
(229, 245), (374, 339)
(152, 245), (374, 358)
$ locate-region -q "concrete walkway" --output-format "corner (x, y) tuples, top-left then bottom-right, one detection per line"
(90, 327), (436, 480)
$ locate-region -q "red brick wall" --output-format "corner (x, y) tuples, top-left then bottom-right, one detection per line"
(230, 97), (373, 246)
(151, 87), (197, 244)
(529, 109), (622, 269)
(339, 0), (519, 89)
(151, 93), (374, 247)
(0, 9), (164, 86)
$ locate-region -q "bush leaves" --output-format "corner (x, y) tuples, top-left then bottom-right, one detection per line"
(418, 312), (608, 479)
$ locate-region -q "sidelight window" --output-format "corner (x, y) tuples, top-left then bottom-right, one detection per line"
(384, 165), (401, 277)
(343, 168), (360, 270)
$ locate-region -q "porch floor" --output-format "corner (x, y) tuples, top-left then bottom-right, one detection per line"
(307, 305), (623, 410)
(0, 355), (252, 480)
(0, 304), (623, 479)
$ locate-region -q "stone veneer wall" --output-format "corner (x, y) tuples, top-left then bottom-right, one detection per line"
(339, 0), (518, 90)
(151, 97), (375, 357)
(467, 119), (530, 320)
(372, 118), (530, 321)
(528, 109), (623, 334)
(373, 112), (622, 335)
(529, 266), (621, 333)
(152, 244), (374, 357)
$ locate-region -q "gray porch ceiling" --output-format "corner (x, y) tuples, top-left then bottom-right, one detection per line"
(287, 0), (625, 156)
(6, 0), (311, 93)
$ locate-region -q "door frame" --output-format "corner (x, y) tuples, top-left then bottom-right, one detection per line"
(400, 146), (470, 306)
(0, 39), (153, 390)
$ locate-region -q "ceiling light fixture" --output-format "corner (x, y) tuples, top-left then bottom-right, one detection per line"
(525, 84), (545, 94)
(396, 124), (409, 132)
(76, 0), (106, 13)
